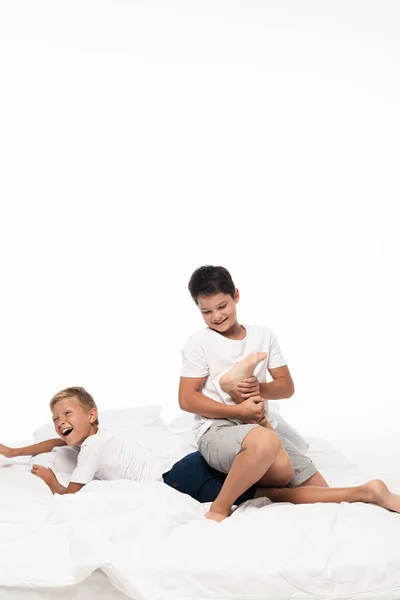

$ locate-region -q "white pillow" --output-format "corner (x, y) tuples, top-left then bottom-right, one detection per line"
(33, 405), (167, 442)
(30, 445), (80, 471)
(167, 412), (198, 457)
(168, 411), (195, 433)
(29, 446), (80, 488)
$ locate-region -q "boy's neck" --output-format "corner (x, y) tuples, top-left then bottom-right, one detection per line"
(88, 425), (99, 437)
(214, 322), (246, 341)
(77, 425), (99, 446)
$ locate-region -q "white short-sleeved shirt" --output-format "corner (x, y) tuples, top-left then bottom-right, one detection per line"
(70, 428), (155, 485)
(180, 325), (287, 442)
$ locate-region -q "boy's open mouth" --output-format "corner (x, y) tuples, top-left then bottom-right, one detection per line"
(61, 427), (73, 437)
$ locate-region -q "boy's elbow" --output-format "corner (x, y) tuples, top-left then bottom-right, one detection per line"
(280, 378), (294, 398)
(178, 393), (189, 412)
(179, 391), (196, 413)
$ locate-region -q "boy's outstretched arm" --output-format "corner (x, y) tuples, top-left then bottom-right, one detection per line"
(31, 464), (84, 494)
(0, 438), (66, 459)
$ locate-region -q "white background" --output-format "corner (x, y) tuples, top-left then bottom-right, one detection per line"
(0, 1), (399, 474)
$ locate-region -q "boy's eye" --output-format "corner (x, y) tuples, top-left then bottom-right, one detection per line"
(53, 417), (59, 423)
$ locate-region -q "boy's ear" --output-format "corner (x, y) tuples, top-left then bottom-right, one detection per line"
(88, 408), (98, 424)
(234, 288), (240, 303)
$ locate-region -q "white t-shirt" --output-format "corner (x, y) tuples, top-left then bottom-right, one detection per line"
(180, 325), (287, 442)
(70, 428), (155, 485)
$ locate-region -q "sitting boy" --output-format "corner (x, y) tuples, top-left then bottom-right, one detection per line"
(0, 387), (155, 494)
(178, 265), (400, 521)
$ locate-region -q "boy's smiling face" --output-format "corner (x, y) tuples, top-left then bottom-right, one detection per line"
(197, 290), (240, 334)
(52, 396), (98, 446)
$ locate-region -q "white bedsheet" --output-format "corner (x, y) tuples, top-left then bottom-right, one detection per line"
(1, 437), (400, 600)
(0, 570), (129, 600)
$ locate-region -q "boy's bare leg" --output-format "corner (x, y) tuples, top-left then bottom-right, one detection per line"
(254, 480), (400, 513)
(219, 352), (266, 402)
(299, 471), (329, 487)
(219, 353), (272, 429)
(206, 427), (294, 522)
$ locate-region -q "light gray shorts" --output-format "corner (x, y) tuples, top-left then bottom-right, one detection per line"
(198, 419), (317, 488)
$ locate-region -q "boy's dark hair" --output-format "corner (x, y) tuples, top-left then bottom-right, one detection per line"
(188, 265), (235, 303)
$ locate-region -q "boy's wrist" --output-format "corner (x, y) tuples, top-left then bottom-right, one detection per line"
(227, 404), (243, 420)
(51, 480), (66, 495)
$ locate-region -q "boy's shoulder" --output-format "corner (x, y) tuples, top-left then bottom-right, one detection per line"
(245, 324), (269, 332)
(245, 324), (275, 336)
(246, 325), (279, 345)
(183, 327), (212, 346)
(81, 428), (114, 449)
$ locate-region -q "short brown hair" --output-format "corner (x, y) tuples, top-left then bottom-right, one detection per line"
(188, 265), (235, 304)
(50, 387), (99, 426)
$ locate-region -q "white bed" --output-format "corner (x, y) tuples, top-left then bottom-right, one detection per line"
(1, 411), (400, 600)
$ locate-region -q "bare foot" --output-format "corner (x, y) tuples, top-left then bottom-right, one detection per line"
(362, 479), (400, 513)
(205, 510), (229, 523)
(220, 352), (267, 396)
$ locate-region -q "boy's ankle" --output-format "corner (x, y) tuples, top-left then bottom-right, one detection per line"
(210, 501), (230, 517)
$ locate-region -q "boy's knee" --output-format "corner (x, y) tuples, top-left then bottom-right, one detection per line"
(243, 427), (281, 458)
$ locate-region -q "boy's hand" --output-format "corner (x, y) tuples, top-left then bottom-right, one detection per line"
(31, 464), (57, 488)
(0, 443), (15, 458)
(31, 464), (81, 495)
(238, 396), (266, 423)
(236, 376), (260, 400)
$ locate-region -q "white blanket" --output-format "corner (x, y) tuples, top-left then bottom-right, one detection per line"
(1, 439), (400, 600)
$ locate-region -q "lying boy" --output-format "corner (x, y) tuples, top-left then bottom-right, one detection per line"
(178, 265), (400, 521)
(0, 387), (155, 494)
